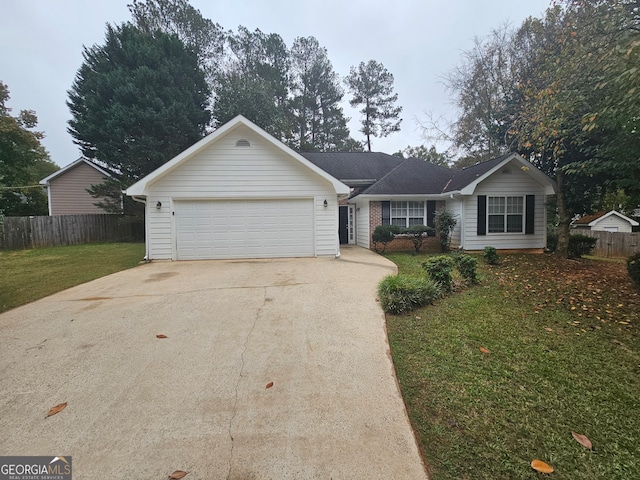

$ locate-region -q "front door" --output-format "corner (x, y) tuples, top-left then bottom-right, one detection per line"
(339, 205), (349, 244)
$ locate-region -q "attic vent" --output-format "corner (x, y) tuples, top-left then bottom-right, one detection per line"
(235, 139), (251, 147)
(502, 168), (511, 174)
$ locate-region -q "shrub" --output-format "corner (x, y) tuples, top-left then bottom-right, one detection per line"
(378, 274), (441, 314)
(422, 255), (455, 292)
(403, 224), (435, 254)
(454, 254), (478, 284)
(372, 224), (401, 253)
(434, 208), (457, 252)
(568, 234), (598, 258)
(483, 246), (499, 265)
(627, 253), (640, 287)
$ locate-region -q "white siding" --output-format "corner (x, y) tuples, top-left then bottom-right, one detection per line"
(145, 125), (338, 260)
(354, 200), (370, 248)
(446, 198), (463, 248)
(462, 161), (549, 250)
(592, 215), (633, 233)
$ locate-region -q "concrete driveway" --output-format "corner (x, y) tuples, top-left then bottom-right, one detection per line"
(0, 246), (428, 479)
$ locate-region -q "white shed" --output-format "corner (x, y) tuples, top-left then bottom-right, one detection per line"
(573, 210), (639, 233)
(126, 116), (349, 261)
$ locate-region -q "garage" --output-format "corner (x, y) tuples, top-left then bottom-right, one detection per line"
(126, 116), (349, 260)
(175, 199), (315, 260)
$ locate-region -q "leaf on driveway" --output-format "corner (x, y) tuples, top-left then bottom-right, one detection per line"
(572, 431), (593, 449)
(168, 471), (188, 479)
(156, 334), (168, 339)
(266, 382), (274, 389)
(479, 347), (490, 354)
(531, 459), (554, 473)
(46, 402), (67, 418)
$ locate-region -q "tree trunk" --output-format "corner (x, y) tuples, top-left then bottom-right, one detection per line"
(555, 170), (571, 258)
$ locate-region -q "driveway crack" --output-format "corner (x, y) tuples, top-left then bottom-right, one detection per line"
(227, 286), (267, 480)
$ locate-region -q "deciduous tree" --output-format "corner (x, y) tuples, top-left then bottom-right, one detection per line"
(0, 81), (57, 216)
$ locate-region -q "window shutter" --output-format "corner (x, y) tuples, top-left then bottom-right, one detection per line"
(382, 201), (390, 225)
(525, 195), (535, 234)
(477, 195), (487, 236)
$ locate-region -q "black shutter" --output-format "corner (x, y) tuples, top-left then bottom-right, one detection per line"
(477, 195), (487, 236)
(382, 201), (390, 225)
(525, 195), (535, 234)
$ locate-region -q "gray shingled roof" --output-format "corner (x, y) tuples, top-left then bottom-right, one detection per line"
(442, 153), (513, 193)
(302, 151), (517, 195)
(361, 157), (453, 195)
(300, 152), (404, 183)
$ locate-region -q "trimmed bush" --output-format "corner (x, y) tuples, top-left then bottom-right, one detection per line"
(454, 254), (478, 284)
(422, 255), (455, 292)
(378, 274), (441, 314)
(628, 253), (640, 287)
(568, 234), (598, 258)
(434, 209), (457, 252)
(483, 246), (499, 265)
(404, 224), (435, 254)
(372, 224), (402, 253)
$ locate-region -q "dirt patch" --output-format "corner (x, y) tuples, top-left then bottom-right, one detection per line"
(490, 254), (640, 327)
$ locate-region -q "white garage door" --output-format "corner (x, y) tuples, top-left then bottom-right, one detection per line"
(175, 199), (315, 260)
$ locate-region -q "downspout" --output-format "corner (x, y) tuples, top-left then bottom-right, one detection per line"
(130, 194), (149, 261)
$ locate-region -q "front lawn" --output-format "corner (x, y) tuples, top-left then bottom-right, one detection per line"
(385, 252), (640, 479)
(0, 243), (145, 313)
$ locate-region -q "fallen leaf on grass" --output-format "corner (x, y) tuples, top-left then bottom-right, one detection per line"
(479, 347), (490, 354)
(531, 459), (554, 473)
(168, 471), (188, 479)
(156, 334), (168, 339)
(46, 402), (67, 418)
(544, 327), (554, 332)
(266, 382), (274, 389)
(572, 431), (593, 450)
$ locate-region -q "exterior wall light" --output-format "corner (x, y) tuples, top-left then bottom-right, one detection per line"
(323, 199), (328, 207)
(156, 201), (162, 209)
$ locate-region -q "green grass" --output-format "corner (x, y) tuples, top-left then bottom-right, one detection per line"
(0, 243), (145, 313)
(384, 252), (640, 480)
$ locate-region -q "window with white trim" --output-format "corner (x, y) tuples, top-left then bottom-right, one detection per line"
(391, 201), (425, 227)
(488, 196), (524, 233)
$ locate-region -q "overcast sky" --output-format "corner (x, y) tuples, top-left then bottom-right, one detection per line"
(1, 0), (551, 168)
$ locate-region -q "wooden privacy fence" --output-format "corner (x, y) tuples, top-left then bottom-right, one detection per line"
(0, 214), (144, 250)
(579, 230), (640, 258)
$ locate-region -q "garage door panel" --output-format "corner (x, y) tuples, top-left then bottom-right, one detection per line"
(175, 199), (314, 260)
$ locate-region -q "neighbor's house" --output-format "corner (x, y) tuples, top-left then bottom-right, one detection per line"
(572, 210), (639, 233)
(126, 115), (556, 261)
(39, 158), (113, 215)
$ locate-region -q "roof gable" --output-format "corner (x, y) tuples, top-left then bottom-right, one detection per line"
(40, 158), (112, 185)
(126, 115), (349, 196)
(448, 153), (556, 195)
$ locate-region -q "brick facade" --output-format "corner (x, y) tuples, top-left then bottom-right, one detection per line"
(367, 200), (446, 253)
